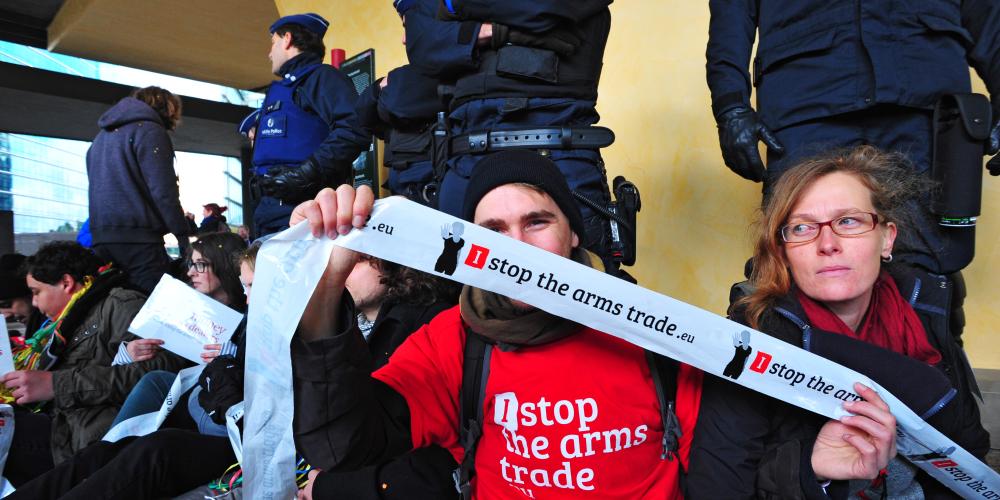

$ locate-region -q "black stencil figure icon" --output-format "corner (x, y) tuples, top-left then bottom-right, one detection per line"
(435, 221), (465, 276)
(907, 446), (956, 462)
(723, 330), (753, 380)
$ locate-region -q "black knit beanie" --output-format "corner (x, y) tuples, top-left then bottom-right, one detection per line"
(462, 150), (586, 239)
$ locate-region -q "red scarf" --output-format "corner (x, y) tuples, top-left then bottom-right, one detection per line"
(797, 271), (942, 365)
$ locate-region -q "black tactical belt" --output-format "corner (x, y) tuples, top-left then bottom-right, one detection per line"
(450, 126), (615, 155)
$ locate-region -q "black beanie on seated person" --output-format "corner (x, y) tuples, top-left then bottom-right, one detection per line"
(461, 150), (586, 239)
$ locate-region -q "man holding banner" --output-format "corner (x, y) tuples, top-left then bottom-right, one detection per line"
(289, 150), (895, 498)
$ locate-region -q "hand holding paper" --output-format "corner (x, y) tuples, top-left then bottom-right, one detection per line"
(289, 185), (372, 341)
(126, 338), (164, 362)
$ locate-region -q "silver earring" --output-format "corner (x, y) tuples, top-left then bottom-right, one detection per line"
(881, 254), (893, 263)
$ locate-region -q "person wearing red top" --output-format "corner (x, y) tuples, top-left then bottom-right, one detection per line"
(290, 150), (702, 498)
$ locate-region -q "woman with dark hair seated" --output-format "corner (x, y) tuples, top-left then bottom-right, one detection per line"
(109, 230), (249, 423)
(688, 146), (988, 499)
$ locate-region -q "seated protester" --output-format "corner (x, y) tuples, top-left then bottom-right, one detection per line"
(109, 231), (248, 425)
(0, 253), (45, 337)
(290, 150), (704, 498)
(299, 255), (461, 499)
(0, 242), (187, 486)
(6, 236), (252, 500)
(688, 146), (989, 499)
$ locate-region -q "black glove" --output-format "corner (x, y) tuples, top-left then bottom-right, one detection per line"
(198, 355), (243, 425)
(258, 159), (324, 203)
(491, 22), (582, 57)
(987, 118), (1000, 176)
(716, 105), (785, 183)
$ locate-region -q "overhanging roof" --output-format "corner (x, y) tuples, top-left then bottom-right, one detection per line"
(0, 61), (254, 157)
(1, 0), (279, 90)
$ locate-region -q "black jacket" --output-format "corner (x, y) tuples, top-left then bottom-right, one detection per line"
(688, 265), (989, 499)
(706, 0), (1000, 129)
(87, 97), (191, 244)
(355, 65), (442, 169)
(405, 0), (613, 107)
(300, 298), (459, 500)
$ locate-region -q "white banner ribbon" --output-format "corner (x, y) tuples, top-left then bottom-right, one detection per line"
(243, 221), (336, 500)
(102, 365), (203, 442)
(0, 404), (14, 497)
(226, 401), (245, 465)
(244, 197), (999, 499)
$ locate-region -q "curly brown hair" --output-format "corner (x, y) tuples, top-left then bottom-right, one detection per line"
(362, 256), (461, 307)
(130, 86), (182, 130)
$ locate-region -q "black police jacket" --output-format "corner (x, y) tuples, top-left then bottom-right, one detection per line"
(405, 0), (613, 107)
(355, 65), (442, 168)
(688, 264), (989, 499)
(707, 0), (1000, 130)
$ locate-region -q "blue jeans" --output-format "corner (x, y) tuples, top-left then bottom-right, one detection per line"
(111, 371), (175, 427)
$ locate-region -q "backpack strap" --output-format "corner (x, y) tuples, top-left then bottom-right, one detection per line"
(455, 326), (493, 499)
(646, 350), (681, 461)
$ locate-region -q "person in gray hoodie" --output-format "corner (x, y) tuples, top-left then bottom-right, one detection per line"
(86, 86), (191, 293)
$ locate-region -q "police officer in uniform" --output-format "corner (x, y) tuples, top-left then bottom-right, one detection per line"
(398, 0), (622, 269)
(251, 13), (370, 237)
(707, 0), (1000, 275)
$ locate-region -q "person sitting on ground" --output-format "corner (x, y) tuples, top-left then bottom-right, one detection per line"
(298, 255), (461, 499)
(6, 236), (253, 500)
(688, 146), (988, 498)
(0, 253), (45, 338)
(108, 231), (248, 424)
(290, 150), (705, 498)
(0, 242), (187, 486)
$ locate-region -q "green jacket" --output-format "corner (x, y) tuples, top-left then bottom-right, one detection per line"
(48, 281), (188, 463)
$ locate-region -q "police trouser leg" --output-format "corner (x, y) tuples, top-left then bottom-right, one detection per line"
(253, 195), (296, 239)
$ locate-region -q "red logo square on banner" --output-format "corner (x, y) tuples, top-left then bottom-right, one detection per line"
(464, 245), (491, 269)
(749, 351), (773, 373)
(932, 460), (958, 468)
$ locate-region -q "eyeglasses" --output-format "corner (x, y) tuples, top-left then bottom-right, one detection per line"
(187, 260), (212, 273)
(780, 212), (880, 243)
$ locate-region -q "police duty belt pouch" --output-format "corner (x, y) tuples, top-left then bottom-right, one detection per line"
(931, 93), (991, 221)
(495, 45), (559, 84)
(388, 129), (432, 169)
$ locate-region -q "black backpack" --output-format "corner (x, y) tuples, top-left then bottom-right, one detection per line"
(453, 327), (683, 498)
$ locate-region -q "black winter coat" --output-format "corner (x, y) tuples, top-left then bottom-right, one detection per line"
(688, 265), (989, 500)
(302, 298), (460, 500)
(87, 97), (191, 244)
(706, 0), (1000, 129)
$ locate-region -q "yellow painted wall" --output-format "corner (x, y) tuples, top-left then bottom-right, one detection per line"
(276, 1), (1000, 369)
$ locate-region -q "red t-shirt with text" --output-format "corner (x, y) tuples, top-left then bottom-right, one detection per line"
(373, 306), (703, 499)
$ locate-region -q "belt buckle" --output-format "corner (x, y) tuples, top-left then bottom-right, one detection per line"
(467, 132), (488, 153)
